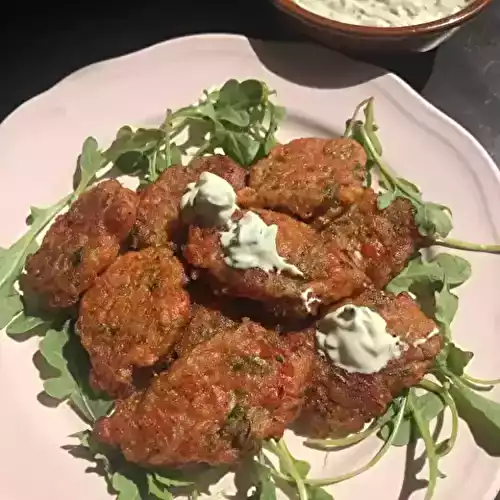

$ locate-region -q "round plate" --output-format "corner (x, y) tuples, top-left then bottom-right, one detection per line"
(0, 34), (499, 500)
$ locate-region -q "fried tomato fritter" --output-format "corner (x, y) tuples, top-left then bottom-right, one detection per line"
(20, 180), (138, 310)
(93, 321), (315, 467)
(298, 289), (442, 438)
(239, 138), (366, 220)
(132, 155), (246, 249)
(77, 248), (191, 398)
(174, 299), (239, 359)
(184, 209), (368, 318)
(314, 188), (424, 289)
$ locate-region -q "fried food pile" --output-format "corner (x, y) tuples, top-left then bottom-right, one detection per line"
(22, 138), (442, 467)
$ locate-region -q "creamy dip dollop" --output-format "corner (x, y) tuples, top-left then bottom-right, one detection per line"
(180, 171), (237, 226)
(293, 0), (469, 27)
(220, 211), (304, 277)
(316, 304), (403, 373)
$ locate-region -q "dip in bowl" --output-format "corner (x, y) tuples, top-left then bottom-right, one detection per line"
(272, 0), (492, 52)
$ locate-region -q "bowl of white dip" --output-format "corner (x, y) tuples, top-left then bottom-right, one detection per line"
(272, 0), (491, 52)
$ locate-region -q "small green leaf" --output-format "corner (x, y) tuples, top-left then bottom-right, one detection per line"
(0, 292), (23, 330)
(148, 474), (173, 500)
(44, 376), (76, 399)
(6, 312), (47, 335)
(75, 137), (106, 197)
(115, 151), (150, 175)
(415, 202), (453, 238)
(307, 486), (334, 500)
(377, 189), (396, 210)
(294, 460), (311, 479)
(433, 253), (471, 287)
(217, 107), (250, 127)
(396, 178), (421, 198)
(217, 79), (243, 106)
(153, 473), (193, 488)
(450, 378), (500, 455)
(386, 256), (442, 295)
(112, 472), (141, 500)
(434, 285), (459, 328)
(240, 80), (266, 104)
(104, 128), (163, 163)
(445, 343), (474, 376)
(221, 132), (260, 166)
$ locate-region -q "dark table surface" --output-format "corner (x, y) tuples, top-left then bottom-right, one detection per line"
(1, 1), (499, 498)
(1, 0), (500, 165)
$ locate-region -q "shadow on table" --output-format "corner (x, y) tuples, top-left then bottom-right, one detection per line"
(249, 38), (437, 92)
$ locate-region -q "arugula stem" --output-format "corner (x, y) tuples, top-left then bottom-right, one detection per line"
(434, 238), (500, 254)
(357, 127), (422, 206)
(273, 439), (309, 500)
(408, 390), (439, 500)
(461, 372), (500, 387)
(306, 397), (407, 487)
(343, 98), (372, 138)
(418, 379), (459, 457)
(0, 194), (71, 292)
(305, 411), (393, 450)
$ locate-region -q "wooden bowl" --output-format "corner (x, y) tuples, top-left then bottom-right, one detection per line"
(271, 0), (492, 53)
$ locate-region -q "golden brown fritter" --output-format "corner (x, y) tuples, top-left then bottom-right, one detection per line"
(174, 299), (239, 359)
(132, 155), (246, 249)
(20, 180), (138, 310)
(93, 321), (315, 467)
(298, 289), (442, 439)
(184, 209), (368, 318)
(314, 188), (425, 289)
(239, 138), (366, 220)
(77, 248), (191, 398)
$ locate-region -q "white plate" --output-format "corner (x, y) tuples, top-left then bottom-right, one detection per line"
(1, 34), (499, 500)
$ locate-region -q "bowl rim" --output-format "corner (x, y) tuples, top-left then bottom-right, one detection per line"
(274, 0), (492, 36)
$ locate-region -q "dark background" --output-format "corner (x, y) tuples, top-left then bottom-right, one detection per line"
(0, 0), (500, 498)
(1, 0), (500, 164)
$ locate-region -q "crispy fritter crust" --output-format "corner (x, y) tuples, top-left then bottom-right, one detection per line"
(77, 248), (191, 398)
(174, 299), (239, 359)
(240, 138), (366, 219)
(93, 321), (315, 467)
(314, 188), (424, 289)
(132, 155), (246, 249)
(299, 289), (442, 438)
(184, 209), (368, 318)
(20, 180), (138, 310)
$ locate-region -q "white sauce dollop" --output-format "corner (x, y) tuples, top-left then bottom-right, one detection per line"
(293, 0), (469, 27)
(301, 288), (321, 313)
(180, 172), (237, 226)
(315, 304), (403, 374)
(220, 211), (304, 277)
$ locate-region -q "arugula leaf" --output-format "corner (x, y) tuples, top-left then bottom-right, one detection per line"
(39, 321), (113, 423)
(379, 392), (445, 447)
(74, 137), (107, 197)
(147, 474), (173, 500)
(408, 390), (442, 500)
(6, 311), (48, 336)
(415, 203), (453, 239)
(434, 284), (458, 333)
(249, 459), (278, 500)
(433, 254), (471, 287)
(449, 377), (500, 456)
(0, 291), (23, 330)
(386, 256), (442, 295)
(112, 472), (141, 500)
(306, 486), (334, 500)
(348, 98), (500, 253)
(0, 196), (69, 328)
(438, 343), (473, 376)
